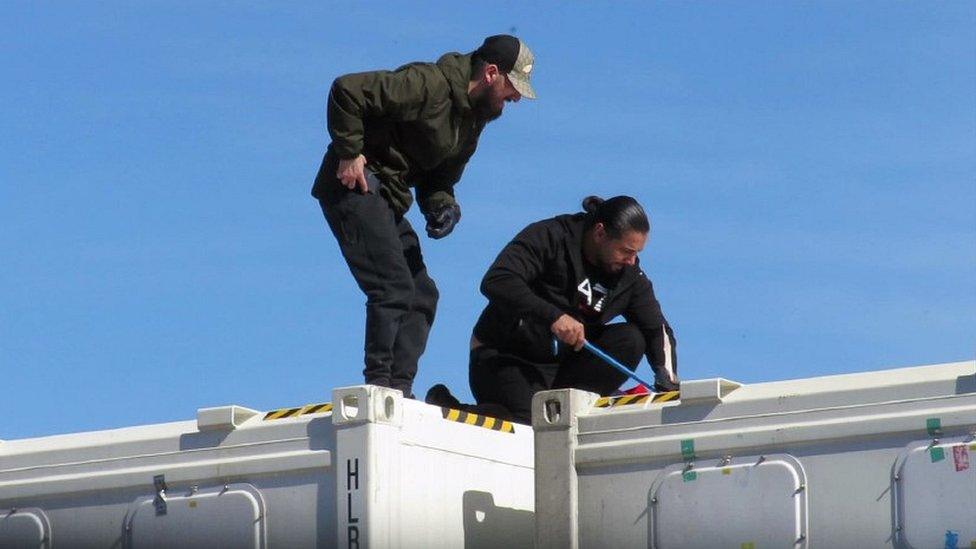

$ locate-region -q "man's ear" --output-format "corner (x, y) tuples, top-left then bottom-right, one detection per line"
(483, 63), (499, 84)
(593, 223), (607, 242)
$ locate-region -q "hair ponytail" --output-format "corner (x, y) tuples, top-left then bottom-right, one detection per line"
(581, 195), (649, 238)
(581, 195), (604, 214)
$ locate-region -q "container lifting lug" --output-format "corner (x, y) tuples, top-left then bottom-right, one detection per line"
(153, 474), (168, 515)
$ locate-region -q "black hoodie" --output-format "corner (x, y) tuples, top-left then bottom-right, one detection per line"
(472, 212), (678, 387)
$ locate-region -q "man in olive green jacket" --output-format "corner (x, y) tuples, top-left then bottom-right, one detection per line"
(312, 35), (536, 397)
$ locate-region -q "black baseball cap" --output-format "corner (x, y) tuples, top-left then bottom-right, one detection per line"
(473, 35), (536, 99)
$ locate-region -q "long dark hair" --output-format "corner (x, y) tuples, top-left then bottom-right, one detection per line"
(582, 195), (649, 238)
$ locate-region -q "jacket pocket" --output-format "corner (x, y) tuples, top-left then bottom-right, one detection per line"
(320, 191), (365, 247)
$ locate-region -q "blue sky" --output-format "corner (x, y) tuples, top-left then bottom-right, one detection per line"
(2, 2), (973, 440)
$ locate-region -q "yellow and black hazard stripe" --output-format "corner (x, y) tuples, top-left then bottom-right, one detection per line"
(264, 402), (333, 421)
(594, 391), (680, 409)
(440, 407), (515, 433)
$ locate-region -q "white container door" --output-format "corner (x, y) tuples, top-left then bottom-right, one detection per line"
(125, 483), (266, 549)
(650, 454), (808, 549)
(895, 436), (976, 549)
(0, 508), (51, 549)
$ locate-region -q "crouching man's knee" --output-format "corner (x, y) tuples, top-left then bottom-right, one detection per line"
(595, 323), (646, 369)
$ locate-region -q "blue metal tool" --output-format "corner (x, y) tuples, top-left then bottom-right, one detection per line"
(581, 340), (656, 389)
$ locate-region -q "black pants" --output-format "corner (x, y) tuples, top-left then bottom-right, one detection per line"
(469, 323), (646, 424)
(317, 175), (438, 397)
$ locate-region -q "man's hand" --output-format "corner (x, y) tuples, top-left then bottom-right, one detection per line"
(551, 314), (585, 351)
(425, 204), (461, 239)
(336, 154), (368, 194)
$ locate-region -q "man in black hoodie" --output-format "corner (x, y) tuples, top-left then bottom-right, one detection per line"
(312, 36), (536, 397)
(427, 196), (678, 423)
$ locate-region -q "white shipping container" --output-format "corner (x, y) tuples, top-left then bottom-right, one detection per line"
(0, 385), (534, 548)
(532, 361), (976, 549)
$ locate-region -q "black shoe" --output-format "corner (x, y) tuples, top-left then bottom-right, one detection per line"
(653, 378), (680, 393)
(425, 384), (461, 408)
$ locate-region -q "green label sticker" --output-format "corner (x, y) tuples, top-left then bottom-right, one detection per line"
(682, 470), (697, 482)
(681, 439), (695, 461)
(930, 446), (946, 463)
(926, 418), (942, 436)
(741, 543), (755, 549)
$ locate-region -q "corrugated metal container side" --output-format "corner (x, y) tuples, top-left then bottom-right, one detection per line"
(0, 385), (534, 548)
(532, 361), (976, 549)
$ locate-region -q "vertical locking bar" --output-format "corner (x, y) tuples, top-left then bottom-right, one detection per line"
(153, 474), (168, 515)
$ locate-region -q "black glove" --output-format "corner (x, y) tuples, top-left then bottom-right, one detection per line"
(653, 376), (680, 393)
(424, 204), (461, 239)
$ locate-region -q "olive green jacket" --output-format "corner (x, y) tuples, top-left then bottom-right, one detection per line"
(312, 52), (486, 216)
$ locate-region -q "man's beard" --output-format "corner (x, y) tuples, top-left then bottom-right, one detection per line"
(472, 92), (502, 123)
(595, 249), (626, 278)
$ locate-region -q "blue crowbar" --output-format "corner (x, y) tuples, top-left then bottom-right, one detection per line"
(583, 340), (657, 389)
(553, 336), (656, 389)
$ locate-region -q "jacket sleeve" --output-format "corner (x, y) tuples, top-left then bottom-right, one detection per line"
(622, 272), (678, 387)
(327, 65), (437, 159)
(415, 174), (458, 214)
(416, 122), (485, 214)
(480, 221), (566, 326)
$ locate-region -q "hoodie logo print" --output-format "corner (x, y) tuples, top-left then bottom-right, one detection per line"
(577, 278), (609, 317)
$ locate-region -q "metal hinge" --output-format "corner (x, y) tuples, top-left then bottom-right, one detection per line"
(153, 474), (168, 515)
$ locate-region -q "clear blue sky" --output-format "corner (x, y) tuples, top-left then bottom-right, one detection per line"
(2, 2), (973, 440)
